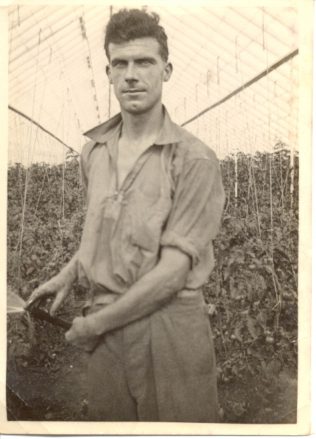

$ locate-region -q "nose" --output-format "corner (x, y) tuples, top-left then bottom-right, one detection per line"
(124, 62), (138, 82)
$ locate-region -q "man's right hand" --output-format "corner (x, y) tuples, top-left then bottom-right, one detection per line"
(25, 252), (78, 315)
(25, 273), (74, 316)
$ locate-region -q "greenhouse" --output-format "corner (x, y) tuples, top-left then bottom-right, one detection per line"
(5, 1), (312, 432)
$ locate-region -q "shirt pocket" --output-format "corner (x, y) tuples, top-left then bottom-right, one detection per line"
(129, 189), (162, 252)
(111, 186), (172, 285)
(131, 186), (172, 255)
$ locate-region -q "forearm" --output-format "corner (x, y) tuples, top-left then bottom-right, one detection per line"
(88, 249), (190, 336)
(57, 251), (79, 282)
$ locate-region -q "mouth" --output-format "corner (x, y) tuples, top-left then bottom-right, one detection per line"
(123, 90), (146, 94)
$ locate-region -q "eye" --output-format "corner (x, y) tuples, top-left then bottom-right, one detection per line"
(137, 59), (152, 66)
(112, 60), (126, 68)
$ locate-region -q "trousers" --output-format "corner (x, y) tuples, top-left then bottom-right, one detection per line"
(86, 291), (218, 422)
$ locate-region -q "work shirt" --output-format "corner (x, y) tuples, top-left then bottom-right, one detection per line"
(77, 107), (225, 303)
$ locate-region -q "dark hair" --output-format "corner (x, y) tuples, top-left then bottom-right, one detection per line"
(104, 9), (169, 62)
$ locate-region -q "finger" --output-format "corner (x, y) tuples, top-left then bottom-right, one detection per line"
(65, 324), (81, 344)
(65, 328), (74, 343)
(65, 317), (83, 340)
(50, 286), (70, 316)
(65, 326), (89, 346)
(25, 286), (54, 309)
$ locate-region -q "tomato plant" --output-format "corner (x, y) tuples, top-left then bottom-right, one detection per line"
(7, 147), (298, 421)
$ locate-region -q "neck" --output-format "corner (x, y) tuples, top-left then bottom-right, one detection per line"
(121, 104), (164, 143)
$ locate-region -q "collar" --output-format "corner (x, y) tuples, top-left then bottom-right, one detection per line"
(83, 106), (182, 146)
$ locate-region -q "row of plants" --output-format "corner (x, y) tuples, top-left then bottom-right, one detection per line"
(7, 147), (298, 421)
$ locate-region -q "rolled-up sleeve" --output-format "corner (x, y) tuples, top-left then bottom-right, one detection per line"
(161, 155), (225, 267)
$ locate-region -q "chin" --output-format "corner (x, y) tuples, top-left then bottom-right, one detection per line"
(124, 104), (149, 115)
(123, 100), (161, 116)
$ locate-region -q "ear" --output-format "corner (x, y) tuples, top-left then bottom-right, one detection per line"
(106, 65), (113, 84)
(163, 62), (173, 82)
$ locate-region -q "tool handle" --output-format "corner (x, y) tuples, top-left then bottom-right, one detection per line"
(29, 307), (72, 330)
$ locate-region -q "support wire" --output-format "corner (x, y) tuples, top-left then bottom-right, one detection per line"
(181, 49), (298, 128)
(8, 105), (79, 155)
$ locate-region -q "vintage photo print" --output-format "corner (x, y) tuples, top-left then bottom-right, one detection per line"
(0, 0), (312, 435)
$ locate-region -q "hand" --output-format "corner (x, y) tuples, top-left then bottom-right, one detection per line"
(25, 253), (78, 315)
(25, 273), (73, 316)
(65, 316), (100, 351)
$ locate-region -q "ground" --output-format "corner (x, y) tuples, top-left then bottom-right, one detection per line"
(7, 321), (297, 423)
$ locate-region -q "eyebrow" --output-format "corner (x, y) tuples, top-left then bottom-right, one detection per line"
(111, 56), (157, 66)
(136, 57), (156, 63)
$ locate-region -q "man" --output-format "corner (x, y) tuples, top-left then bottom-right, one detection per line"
(26, 8), (225, 422)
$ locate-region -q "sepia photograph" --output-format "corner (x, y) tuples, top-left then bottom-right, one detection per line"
(1, 0), (312, 434)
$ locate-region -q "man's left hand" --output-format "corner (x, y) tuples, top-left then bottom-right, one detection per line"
(65, 316), (100, 351)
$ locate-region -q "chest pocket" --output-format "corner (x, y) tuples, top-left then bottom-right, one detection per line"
(110, 187), (172, 286)
(129, 187), (170, 252)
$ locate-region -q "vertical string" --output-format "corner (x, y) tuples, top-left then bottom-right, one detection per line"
(289, 58), (295, 209)
(206, 69), (211, 98)
(264, 46), (281, 316)
(235, 36), (239, 73)
(216, 56), (220, 85)
(17, 27), (42, 285)
(217, 104), (221, 160)
(262, 7), (265, 50)
(274, 80), (284, 214)
(195, 84), (199, 136)
(215, 116), (219, 158)
(108, 5), (113, 119)
(81, 8), (101, 125)
(265, 55), (274, 246)
(234, 151), (238, 208)
(233, 96), (238, 209)
(234, 45), (262, 237)
(61, 107), (65, 222)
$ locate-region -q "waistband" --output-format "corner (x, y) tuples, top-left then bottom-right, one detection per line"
(83, 288), (202, 313)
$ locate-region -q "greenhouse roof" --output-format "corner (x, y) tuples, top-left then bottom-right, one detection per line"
(8, 1), (300, 164)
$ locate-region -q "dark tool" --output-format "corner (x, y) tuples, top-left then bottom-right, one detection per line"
(21, 289), (72, 330)
(28, 306), (72, 330)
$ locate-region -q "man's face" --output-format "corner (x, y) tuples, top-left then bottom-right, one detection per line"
(106, 37), (172, 115)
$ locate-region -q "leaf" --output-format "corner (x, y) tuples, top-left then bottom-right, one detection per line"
(26, 266), (35, 276)
(229, 277), (238, 299)
(257, 310), (267, 329)
(246, 315), (258, 339)
(223, 267), (230, 281)
(233, 325), (243, 343)
(207, 303), (216, 316)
